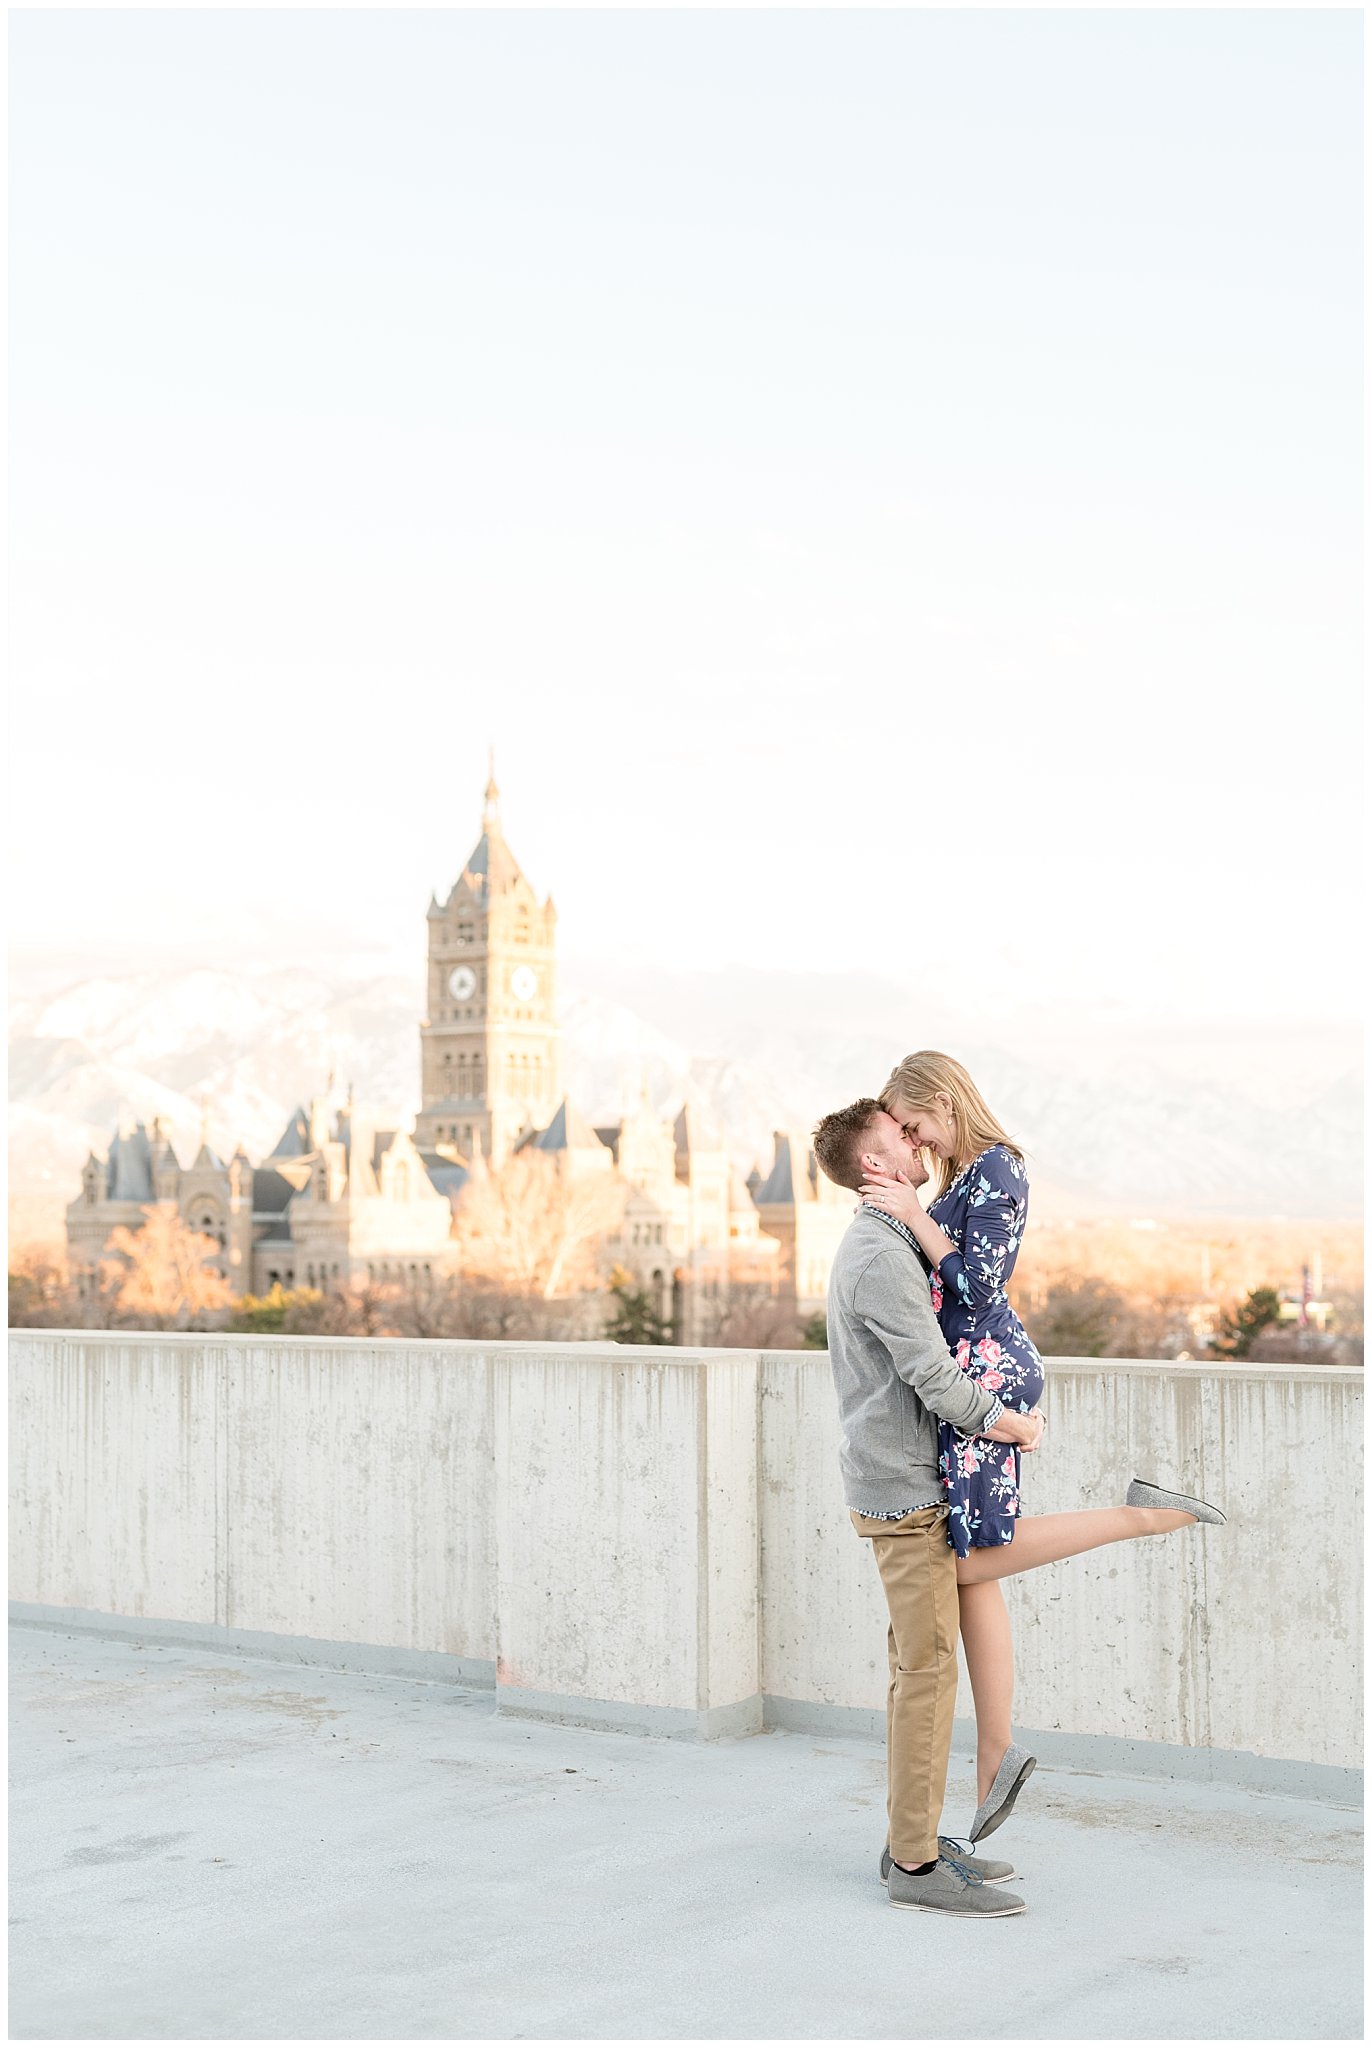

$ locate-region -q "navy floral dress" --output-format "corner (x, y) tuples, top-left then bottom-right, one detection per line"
(927, 1143), (1044, 1557)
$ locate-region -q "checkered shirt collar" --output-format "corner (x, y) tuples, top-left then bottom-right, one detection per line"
(864, 1204), (921, 1258)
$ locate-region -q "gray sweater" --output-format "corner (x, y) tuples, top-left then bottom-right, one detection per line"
(826, 1207), (1000, 1515)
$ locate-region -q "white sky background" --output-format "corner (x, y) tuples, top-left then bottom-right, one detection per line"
(8, 10), (1362, 1026)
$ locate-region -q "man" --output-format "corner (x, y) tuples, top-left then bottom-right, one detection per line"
(812, 1098), (1044, 1919)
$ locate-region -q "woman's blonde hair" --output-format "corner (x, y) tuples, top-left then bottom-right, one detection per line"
(879, 1050), (1023, 1199)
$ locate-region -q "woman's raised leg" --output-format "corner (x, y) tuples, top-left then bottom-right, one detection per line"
(955, 1504), (1196, 1586)
(957, 1579), (1015, 1805)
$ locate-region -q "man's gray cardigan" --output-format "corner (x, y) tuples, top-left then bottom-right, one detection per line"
(826, 1207), (1001, 1516)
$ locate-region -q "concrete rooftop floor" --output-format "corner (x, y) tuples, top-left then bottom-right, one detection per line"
(9, 1624), (1363, 2042)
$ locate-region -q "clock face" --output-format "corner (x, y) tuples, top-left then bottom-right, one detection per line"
(447, 966), (477, 1001)
(510, 964), (538, 1002)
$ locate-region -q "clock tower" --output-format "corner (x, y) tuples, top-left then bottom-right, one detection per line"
(415, 771), (561, 1165)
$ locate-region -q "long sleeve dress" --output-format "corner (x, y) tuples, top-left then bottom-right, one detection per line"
(926, 1142), (1045, 1557)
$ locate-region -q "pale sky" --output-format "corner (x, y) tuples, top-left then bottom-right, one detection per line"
(8, 10), (1362, 1024)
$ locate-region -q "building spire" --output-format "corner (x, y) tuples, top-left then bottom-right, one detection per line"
(483, 746), (500, 830)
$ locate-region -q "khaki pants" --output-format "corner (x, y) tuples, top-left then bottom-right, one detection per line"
(850, 1503), (960, 1866)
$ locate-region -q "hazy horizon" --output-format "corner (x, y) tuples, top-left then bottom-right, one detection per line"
(9, 945), (1361, 1240)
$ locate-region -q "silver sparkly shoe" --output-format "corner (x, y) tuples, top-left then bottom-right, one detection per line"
(1126, 1477), (1226, 1525)
(969, 1743), (1037, 1844)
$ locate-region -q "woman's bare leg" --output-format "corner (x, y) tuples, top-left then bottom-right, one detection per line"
(955, 1505), (1196, 1586)
(957, 1580), (1015, 1805)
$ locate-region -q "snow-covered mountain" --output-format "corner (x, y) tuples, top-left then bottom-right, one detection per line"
(559, 962), (1362, 1221)
(7, 959), (1361, 1248)
(8, 966), (423, 1242)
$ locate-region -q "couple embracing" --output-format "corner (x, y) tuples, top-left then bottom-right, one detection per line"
(814, 1051), (1225, 1920)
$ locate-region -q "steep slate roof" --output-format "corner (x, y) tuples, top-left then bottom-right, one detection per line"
(461, 828), (523, 893)
(456, 770), (532, 901)
(452, 776), (529, 907)
(674, 1102), (724, 1155)
(533, 1099), (611, 1156)
(267, 1108), (312, 1160)
(106, 1124), (155, 1202)
(252, 1168), (296, 1216)
(418, 1151), (470, 1203)
(752, 1133), (819, 1207)
(190, 1141), (225, 1172)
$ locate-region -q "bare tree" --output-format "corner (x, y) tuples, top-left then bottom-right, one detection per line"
(383, 1273), (464, 1340)
(692, 1283), (804, 1351)
(99, 1206), (234, 1330)
(1103, 1291), (1196, 1360)
(1246, 1322), (1354, 1366)
(9, 1250), (81, 1328)
(387, 1271), (605, 1342)
(452, 1152), (626, 1302)
(1026, 1277), (1125, 1359)
(278, 1279), (404, 1337)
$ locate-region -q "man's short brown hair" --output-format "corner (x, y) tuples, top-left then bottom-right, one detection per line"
(812, 1098), (885, 1194)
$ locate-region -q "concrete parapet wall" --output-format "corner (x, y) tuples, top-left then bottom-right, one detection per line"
(8, 1333), (1362, 1785)
(758, 1353), (1364, 1780)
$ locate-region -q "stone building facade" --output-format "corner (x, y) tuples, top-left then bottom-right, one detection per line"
(67, 1096), (461, 1304)
(66, 776), (850, 1327)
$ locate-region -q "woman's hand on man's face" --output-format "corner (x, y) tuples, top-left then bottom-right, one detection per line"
(859, 1164), (924, 1227)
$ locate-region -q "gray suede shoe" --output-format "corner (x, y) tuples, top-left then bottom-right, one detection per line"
(881, 1838), (1018, 1884)
(969, 1743), (1037, 1843)
(1126, 1477), (1226, 1525)
(887, 1851), (1026, 1917)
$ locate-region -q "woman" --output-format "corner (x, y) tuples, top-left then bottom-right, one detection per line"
(859, 1049), (1224, 1849)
